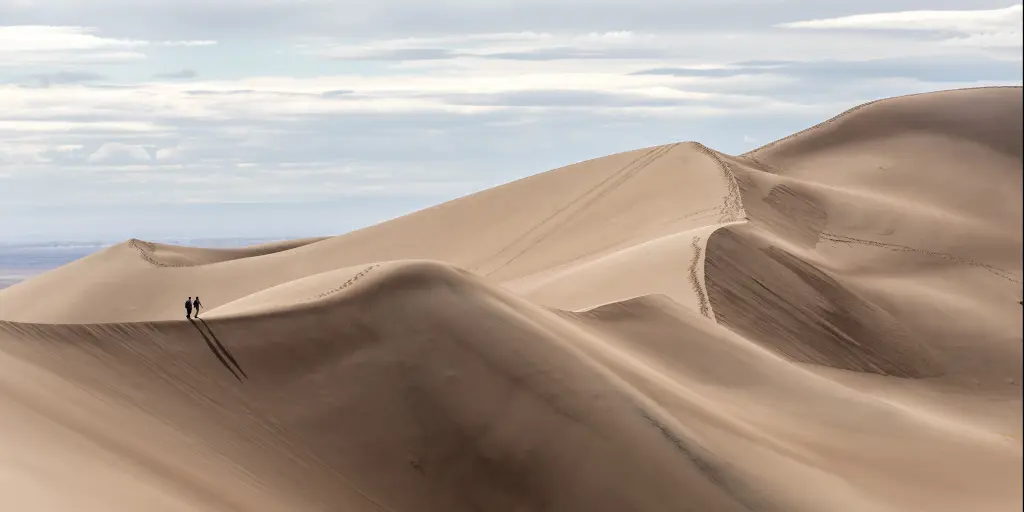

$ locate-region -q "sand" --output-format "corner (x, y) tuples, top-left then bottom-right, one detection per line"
(0, 86), (1021, 511)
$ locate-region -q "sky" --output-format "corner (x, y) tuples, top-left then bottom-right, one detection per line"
(1, 1), (1021, 242)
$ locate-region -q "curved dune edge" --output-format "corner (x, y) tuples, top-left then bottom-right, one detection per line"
(1, 87), (1021, 511)
(741, 85), (1023, 157)
(127, 236), (330, 268)
(204, 221), (748, 321)
(202, 262), (384, 317)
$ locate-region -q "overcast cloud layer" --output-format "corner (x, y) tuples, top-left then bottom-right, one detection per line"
(1, 1), (1021, 241)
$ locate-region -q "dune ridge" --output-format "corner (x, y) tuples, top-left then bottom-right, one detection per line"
(741, 85), (1024, 157)
(1, 86), (1021, 511)
(127, 237), (330, 268)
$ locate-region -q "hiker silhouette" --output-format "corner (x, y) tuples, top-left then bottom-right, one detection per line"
(185, 296), (193, 319)
(193, 296), (202, 318)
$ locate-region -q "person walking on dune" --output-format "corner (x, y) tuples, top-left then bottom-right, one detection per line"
(185, 296), (193, 319)
(193, 296), (202, 318)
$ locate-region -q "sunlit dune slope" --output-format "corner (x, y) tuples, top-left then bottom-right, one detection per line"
(1, 141), (741, 323)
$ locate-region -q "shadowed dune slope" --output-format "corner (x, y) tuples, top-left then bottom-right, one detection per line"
(2, 261), (1020, 512)
(1, 87), (1021, 512)
(1, 263), (751, 512)
(705, 86), (1022, 384)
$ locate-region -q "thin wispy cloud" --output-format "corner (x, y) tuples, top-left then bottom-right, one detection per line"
(0, 25), (216, 65)
(778, 4), (1022, 33)
(14, 70), (108, 87)
(153, 69), (198, 79)
(158, 40), (216, 47)
(778, 4), (1023, 51)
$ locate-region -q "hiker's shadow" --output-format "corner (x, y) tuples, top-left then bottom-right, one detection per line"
(190, 318), (248, 381)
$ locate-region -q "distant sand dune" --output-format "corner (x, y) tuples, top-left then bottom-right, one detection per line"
(127, 237), (329, 268)
(1, 87), (1021, 511)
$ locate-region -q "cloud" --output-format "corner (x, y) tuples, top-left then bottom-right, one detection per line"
(11, 1), (1015, 40)
(0, 25), (217, 65)
(434, 88), (775, 110)
(940, 30), (1024, 49)
(0, 119), (161, 133)
(1, 1), (773, 39)
(321, 89), (354, 97)
(0, 25), (145, 52)
(632, 65), (776, 78)
(0, 25), (146, 64)
(19, 71), (108, 87)
(322, 47), (458, 61)
(85, 142), (153, 163)
(777, 4), (1022, 32)
(777, 4), (1023, 51)
(157, 40), (217, 46)
(0, 69), (781, 128)
(633, 56), (1024, 84)
(480, 46), (671, 61)
(153, 69), (198, 80)
(313, 31), (663, 61)
(301, 20), (1019, 69)
(154, 147), (179, 161)
(0, 141), (50, 165)
(439, 89), (691, 108)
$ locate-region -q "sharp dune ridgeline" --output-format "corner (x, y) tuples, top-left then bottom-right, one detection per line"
(1, 86), (1021, 512)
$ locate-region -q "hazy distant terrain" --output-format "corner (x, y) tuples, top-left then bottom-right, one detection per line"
(0, 238), (292, 289)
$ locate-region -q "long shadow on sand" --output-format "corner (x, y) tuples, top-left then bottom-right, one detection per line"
(198, 318), (248, 379)
(189, 319), (246, 382)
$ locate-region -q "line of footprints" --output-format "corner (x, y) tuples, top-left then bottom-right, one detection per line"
(308, 264), (379, 301)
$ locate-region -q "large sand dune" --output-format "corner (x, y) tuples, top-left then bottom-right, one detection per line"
(1, 86), (1021, 511)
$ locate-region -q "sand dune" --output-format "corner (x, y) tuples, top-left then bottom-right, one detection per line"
(1, 86), (1021, 511)
(0, 140), (742, 323)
